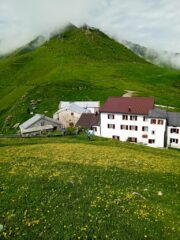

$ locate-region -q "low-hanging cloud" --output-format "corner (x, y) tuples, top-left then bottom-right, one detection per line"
(0, 0), (106, 54)
(1, 0), (180, 68)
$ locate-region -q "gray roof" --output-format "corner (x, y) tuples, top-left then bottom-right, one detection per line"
(20, 114), (61, 129)
(148, 108), (167, 119)
(59, 101), (100, 109)
(57, 103), (90, 114)
(167, 112), (180, 127)
(20, 114), (43, 129)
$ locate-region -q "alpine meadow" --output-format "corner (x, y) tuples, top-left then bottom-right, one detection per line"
(0, 24), (180, 240)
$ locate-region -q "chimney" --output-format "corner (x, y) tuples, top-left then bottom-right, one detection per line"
(128, 106), (131, 112)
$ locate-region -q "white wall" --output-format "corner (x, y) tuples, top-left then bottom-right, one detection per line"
(100, 113), (166, 148)
(92, 125), (101, 136)
(167, 126), (180, 148)
(88, 107), (99, 114)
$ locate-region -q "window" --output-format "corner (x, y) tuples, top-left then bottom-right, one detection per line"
(148, 139), (155, 144)
(128, 137), (137, 143)
(143, 116), (148, 122)
(71, 112), (74, 116)
(130, 125), (138, 131)
(93, 127), (97, 132)
(158, 119), (163, 125)
(170, 128), (179, 134)
(130, 115), (137, 121)
(142, 126), (148, 132)
(69, 122), (74, 127)
(142, 134), (148, 138)
(152, 130), (155, 135)
(151, 119), (156, 124)
(170, 138), (178, 144)
(108, 114), (114, 119)
(108, 124), (115, 129)
(112, 136), (120, 140)
(121, 125), (128, 130)
(123, 115), (128, 120)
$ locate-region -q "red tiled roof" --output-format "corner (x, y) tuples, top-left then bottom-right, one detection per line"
(100, 97), (154, 115)
(76, 113), (100, 128)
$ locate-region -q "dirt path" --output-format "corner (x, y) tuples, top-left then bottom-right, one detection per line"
(122, 90), (136, 97)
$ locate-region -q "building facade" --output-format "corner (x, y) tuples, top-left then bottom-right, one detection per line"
(54, 101), (100, 128)
(166, 112), (180, 148)
(98, 97), (180, 149)
(53, 104), (90, 128)
(19, 114), (61, 136)
(100, 113), (166, 148)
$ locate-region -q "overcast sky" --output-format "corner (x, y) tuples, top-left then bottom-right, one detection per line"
(0, 0), (180, 55)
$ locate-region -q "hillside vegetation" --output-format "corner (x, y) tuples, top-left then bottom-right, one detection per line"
(123, 40), (180, 69)
(0, 136), (179, 239)
(0, 25), (180, 133)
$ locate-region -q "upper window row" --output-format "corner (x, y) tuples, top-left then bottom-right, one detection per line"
(123, 115), (137, 121)
(108, 114), (149, 121)
(108, 114), (138, 121)
(151, 119), (164, 125)
(170, 128), (179, 134)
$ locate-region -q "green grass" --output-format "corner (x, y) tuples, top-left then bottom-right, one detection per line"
(0, 25), (180, 133)
(0, 136), (180, 239)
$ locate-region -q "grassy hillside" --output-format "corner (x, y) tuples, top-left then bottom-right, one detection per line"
(0, 25), (180, 133)
(0, 136), (179, 239)
(123, 40), (180, 69)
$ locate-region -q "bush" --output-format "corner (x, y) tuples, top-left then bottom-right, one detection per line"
(66, 127), (76, 135)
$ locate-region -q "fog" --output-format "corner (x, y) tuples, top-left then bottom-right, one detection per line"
(1, 0), (180, 68)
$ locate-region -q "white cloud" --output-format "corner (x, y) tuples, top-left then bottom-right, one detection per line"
(0, 0), (106, 54)
(0, 0), (180, 60)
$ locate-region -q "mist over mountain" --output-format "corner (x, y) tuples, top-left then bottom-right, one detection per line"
(1, 0), (180, 60)
(123, 40), (180, 69)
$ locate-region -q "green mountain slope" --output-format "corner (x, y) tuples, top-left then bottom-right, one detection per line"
(123, 40), (180, 69)
(0, 25), (180, 133)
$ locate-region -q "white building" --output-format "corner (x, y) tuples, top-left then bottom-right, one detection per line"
(19, 114), (61, 136)
(98, 97), (180, 149)
(59, 101), (100, 114)
(167, 112), (180, 148)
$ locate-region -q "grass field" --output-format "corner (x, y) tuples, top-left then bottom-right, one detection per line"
(0, 25), (180, 133)
(0, 136), (179, 239)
